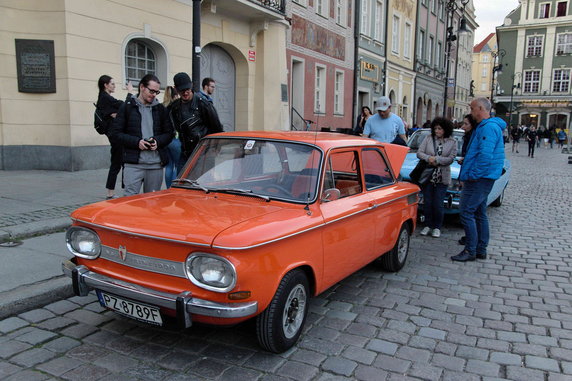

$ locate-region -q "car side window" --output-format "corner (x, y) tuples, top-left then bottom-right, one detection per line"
(324, 150), (362, 198)
(362, 148), (394, 190)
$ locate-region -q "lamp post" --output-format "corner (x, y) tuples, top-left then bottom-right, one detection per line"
(490, 49), (506, 113)
(442, 0), (470, 119)
(508, 72), (521, 129)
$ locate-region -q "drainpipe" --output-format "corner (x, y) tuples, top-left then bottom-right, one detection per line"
(352, 0), (361, 129)
(192, 0), (201, 92)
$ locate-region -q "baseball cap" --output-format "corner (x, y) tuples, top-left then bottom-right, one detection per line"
(173, 72), (192, 91)
(375, 96), (391, 111)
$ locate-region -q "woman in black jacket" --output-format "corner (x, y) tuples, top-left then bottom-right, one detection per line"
(96, 75), (132, 199)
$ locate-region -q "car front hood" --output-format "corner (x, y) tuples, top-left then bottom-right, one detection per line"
(71, 189), (298, 247)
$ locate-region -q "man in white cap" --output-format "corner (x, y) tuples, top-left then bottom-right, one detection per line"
(362, 96), (407, 144)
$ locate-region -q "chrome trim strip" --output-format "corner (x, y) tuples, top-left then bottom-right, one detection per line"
(100, 245), (187, 278)
(62, 260), (258, 321)
(212, 191), (419, 250)
(71, 219), (211, 248)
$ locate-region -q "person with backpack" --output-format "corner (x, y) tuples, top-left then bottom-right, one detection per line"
(557, 128), (568, 149)
(95, 75), (133, 199)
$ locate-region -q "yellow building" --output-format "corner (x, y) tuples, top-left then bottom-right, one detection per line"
(385, 0), (416, 126)
(0, 0), (289, 170)
(471, 33), (497, 101)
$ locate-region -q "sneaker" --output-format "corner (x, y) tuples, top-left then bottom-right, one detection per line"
(451, 250), (476, 262)
(431, 228), (441, 238)
(419, 227), (431, 236)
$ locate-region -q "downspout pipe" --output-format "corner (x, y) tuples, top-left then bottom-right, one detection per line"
(352, 0), (361, 130)
(192, 0), (201, 93)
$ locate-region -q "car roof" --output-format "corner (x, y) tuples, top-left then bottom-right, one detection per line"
(210, 131), (382, 151)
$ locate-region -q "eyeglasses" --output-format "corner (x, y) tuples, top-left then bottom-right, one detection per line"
(145, 87), (161, 95)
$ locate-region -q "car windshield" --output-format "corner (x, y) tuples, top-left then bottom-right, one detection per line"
(175, 137), (322, 203)
(407, 129), (464, 154)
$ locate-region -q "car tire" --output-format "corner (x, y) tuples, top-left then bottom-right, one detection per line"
(491, 188), (505, 207)
(379, 223), (411, 272)
(256, 269), (309, 353)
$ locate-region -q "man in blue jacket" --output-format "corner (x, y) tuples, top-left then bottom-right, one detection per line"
(451, 97), (506, 262)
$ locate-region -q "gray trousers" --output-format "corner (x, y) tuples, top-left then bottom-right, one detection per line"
(123, 166), (164, 196)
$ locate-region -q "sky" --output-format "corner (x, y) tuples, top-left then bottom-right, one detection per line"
(473, 0), (520, 45)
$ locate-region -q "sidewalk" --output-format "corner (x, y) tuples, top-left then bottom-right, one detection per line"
(0, 168), (112, 318)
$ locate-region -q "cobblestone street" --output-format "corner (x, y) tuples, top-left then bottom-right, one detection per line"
(1, 146), (571, 381)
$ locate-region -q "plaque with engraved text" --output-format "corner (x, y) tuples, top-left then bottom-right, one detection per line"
(16, 39), (56, 93)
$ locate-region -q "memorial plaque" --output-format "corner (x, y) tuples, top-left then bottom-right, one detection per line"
(15, 39), (56, 93)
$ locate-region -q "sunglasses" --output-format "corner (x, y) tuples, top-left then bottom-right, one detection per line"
(145, 86), (161, 95)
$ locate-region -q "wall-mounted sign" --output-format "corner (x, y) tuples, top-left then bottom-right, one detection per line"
(360, 60), (380, 82)
(15, 39), (56, 93)
(248, 50), (256, 62)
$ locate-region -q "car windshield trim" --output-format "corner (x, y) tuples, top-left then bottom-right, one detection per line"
(206, 187), (271, 201)
(171, 178), (209, 193)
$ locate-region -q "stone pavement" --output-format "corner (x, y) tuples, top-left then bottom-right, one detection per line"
(0, 146), (571, 380)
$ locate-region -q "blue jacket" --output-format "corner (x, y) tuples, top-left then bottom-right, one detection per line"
(459, 117), (506, 181)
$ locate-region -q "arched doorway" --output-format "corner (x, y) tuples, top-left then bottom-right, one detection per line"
(416, 97), (423, 126)
(200, 44), (235, 131)
(426, 100), (433, 121)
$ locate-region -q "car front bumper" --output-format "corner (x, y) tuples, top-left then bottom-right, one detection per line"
(62, 259), (258, 328)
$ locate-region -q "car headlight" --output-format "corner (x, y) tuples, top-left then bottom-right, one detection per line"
(185, 253), (236, 292)
(66, 227), (101, 259)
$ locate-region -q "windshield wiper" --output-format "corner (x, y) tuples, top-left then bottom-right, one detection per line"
(210, 188), (270, 201)
(172, 178), (209, 193)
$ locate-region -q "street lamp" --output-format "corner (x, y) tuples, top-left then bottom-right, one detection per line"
(508, 72), (521, 129)
(442, 0), (470, 119)
(490, 49), (506, 112)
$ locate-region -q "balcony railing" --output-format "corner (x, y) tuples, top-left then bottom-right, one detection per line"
(247, 0), (285, 14)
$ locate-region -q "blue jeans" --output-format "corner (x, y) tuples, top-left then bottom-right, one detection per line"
(422, 183), (447, 229)
(460, 179), (495, 256)
(165, 138), (182, 188)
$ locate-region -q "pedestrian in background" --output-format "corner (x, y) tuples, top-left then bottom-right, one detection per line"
(510, 125), (521, 153)
(417, 117), (457, 238)
(363, 96), (407, 144)
(109, 74), (173, 196)
(451, 97), (506, 262)
(200, 77), (216, 102)
(354, 106), (372, 135)
(96, 75), (133, 199)
(162, 86), (181, 188)
(557, 128), (567, 149)
(526, 125), (538, 158)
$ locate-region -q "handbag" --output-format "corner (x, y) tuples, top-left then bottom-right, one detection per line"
(410, 160), (432, 185)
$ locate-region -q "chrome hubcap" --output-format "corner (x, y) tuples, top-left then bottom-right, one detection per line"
(282, 284), (306, 339)
(397, 229), (409, 263)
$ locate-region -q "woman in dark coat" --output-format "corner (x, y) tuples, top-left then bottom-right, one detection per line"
(96, 75), (132, 199)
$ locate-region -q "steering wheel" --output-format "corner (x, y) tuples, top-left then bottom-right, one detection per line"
(259, 184), (292, 197)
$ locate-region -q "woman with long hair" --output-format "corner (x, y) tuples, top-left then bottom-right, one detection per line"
(417, 117), (458, 238)
(353, 106), (373, 135)
(163, 86), (181, 187)
(96, 75), (132, 199)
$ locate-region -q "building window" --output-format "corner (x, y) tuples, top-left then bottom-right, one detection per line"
(481, 83), (488, 91)
(361, 0), (370, 35)
(527, 36), (543, 56)
(374, 0), (383, 41)
(392, 15), (400, 54)
(315, 65), (326, 113)
(556, 33), (572, 55)
(482, 55), (490, 63)
(539, 3), (550, 18)
(418, 30), (425, 61)
(404, 23), (412, 59)
(316, 0), (329, 17)
(553, 69), (570, 92)
(335, 0), (346, 25)
(482, 67), (488, 77)
(557, 1), (567, 16)
(293, 0), (307, 5)
(436, 41), (442, 68)
(523, 70), (541, 93)
(334, 70), (344, 114)
(431, 0), (437, 13)
(439, 0), (445, 19)
(125, 40), (156, 84)
(427, 35), (434, 64)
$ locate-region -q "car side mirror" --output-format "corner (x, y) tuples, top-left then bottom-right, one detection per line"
(321, 188), (341, 202)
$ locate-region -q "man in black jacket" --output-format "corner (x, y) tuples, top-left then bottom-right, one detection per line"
(109, 74), (173, 196)
(169, 72), (223, 168)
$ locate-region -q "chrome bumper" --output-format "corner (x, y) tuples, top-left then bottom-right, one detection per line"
(62, 259), (258, 328)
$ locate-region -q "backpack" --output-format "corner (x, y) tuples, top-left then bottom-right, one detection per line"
(93, 102), (109, 135)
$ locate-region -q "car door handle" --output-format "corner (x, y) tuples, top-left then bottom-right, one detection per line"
(368, 203), (379, 210)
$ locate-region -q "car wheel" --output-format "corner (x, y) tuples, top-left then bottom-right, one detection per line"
(256, 269), (309, 353)
(491, 188), (505, 207)
(379, 223), (411, 272)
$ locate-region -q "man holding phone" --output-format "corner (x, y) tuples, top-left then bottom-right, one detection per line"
(110, 74), (173, 196)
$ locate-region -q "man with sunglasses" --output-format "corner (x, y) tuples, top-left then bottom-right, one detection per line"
(110, 74), (173, 196)
(169, 72), (223, 168)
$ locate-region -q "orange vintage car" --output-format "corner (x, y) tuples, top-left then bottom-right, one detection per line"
(62, 131), (419, 353)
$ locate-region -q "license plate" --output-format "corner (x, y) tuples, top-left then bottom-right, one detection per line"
(97, 291), (163, 326)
